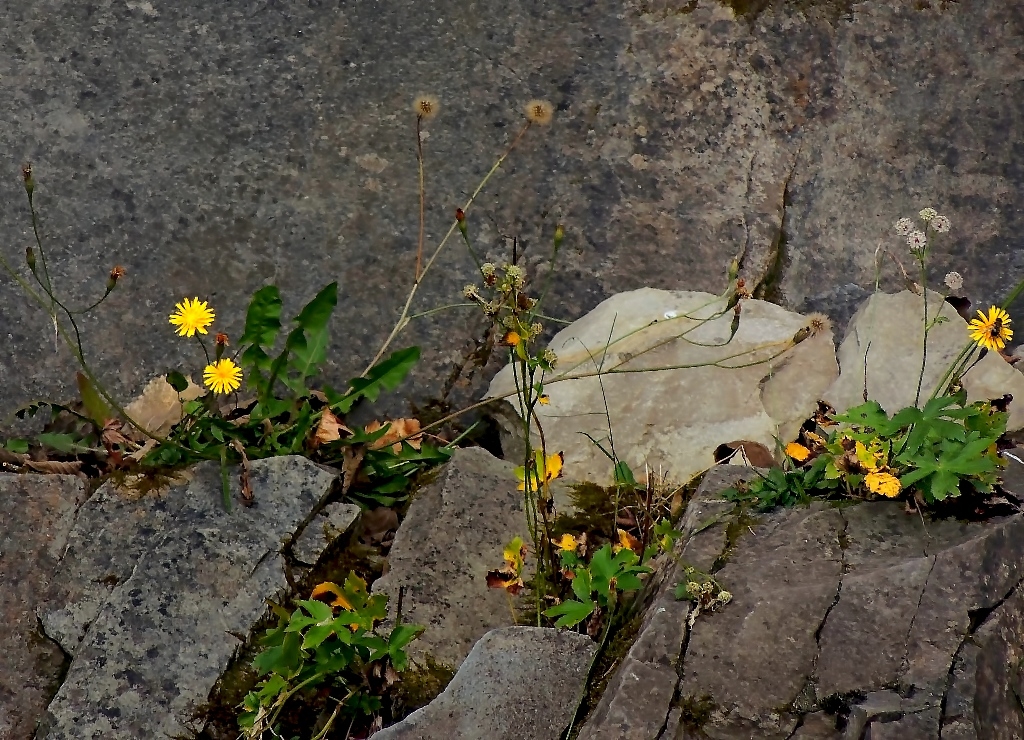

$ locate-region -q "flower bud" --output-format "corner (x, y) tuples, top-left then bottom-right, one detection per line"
(21, 163), (34, 196)
(553, 224), (564, 250)
(106, 265), (125, 292)
(25, 246), (36, 272)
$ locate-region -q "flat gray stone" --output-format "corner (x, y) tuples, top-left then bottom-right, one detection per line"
(488, 289), (837, 484)
(37, 456), (337, 740)
(823, 290), (1024, 428)
(372, 627), (595, 740)
(373, 447), (528, 669)
(679, 505), (843, 739)
(290, 501), (360, 566)
(0, 474), (87, 740)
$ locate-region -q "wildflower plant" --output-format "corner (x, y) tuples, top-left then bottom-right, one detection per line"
(238, 573), (423, 740)
(726, 207), (1014, 511)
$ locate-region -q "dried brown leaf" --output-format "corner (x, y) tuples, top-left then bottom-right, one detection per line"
(124, 376), (203, 439)
(25, 459), (83, 475)
(367, 418), (422, 454)
(341, 445), (365, 498)
(230, 440), (254, 506)
(313, 409), (352, 448)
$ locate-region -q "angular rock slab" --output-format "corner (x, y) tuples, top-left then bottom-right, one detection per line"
(0, 473), (87, 740)
(488, 289), (838, 484)
(373, 447), (528, 669)
(824, 290), (1024, 429)
(372, 627), (595, 740)
(665, 469), (1024, 739)
(37, 456), (337, 740)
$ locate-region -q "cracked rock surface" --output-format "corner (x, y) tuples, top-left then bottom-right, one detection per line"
(578, 466), (1024, 740)
(29, 456), (339, 740)
(372, 627), (595, 740)
(2, 0), (1022, 425)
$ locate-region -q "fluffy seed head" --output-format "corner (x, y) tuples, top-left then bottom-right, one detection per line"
(413, 95), (439, 120)
(944, 271), (963, 292)
(524, 99), (553, 125)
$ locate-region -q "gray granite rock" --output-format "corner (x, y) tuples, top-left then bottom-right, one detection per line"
(0, 473), (87, 740)
(488, 289), (837, 483)
(824, 290), (1024, 428)
(290, 501), (361, 566)
(373, 447), (528, 669)
(641, 467), (1024, 739)
(372, 626), (595, 740)
(3, 0), (1022, 431)
(36, 456), (337, 740)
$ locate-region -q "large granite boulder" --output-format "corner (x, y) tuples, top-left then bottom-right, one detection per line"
(0, 474), (88, 740)
(33, 456), (341, 740)
(488, 289), (838, 484)
(824, 289), (1024, 430)
(576, 464), (1024, 739)
(372, 626), (595, 740)
(373, 447), (530, 669)
(1, 0), (1021, 424)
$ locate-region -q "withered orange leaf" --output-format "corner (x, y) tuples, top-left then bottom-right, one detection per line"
(367, 418), (423, 454)
(485, 568), (524, 595)
(313, 409), (352, 448)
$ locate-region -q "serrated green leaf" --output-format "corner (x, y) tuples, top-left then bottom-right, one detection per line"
(298, 598), (335, 624)
(337, 347), (420, 411)
(543, 599), (595, 628)
(37, 433), (94, 454)
(240, 285), (283, 348)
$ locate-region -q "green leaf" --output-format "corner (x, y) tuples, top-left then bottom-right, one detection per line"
(252, 630), (302, 677)
(165, 370), (190, 393)
(336, 347), (421, 412)
(5, 439), (28, 454)
(76, 372), (111, 426)
(613, 461), (637, 488)
(571, 569), (593, 602)
(239, 285), (283, 348)
(37, 433), (94, 454)
(301, 624), (337, 650)
(286, 282), (338, 385)
(544, 599), (595, 628)
(298, 599), (335, 624)
(589, 545), (616, 582)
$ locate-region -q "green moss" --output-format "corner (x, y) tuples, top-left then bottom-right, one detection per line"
(676, 693), (717, 729)
(392, 656), (456, 715)
(553, 482), (621, 541)
(711, 506), (758, 573)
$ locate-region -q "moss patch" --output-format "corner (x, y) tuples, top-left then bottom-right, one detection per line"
(392, 656), (457, 715)
(676, 693), (717, 730)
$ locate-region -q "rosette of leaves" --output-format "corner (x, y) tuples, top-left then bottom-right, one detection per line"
(239, 572), (422, 739)
(544, 543), (651, 629)
(833, 391), (1005, 503)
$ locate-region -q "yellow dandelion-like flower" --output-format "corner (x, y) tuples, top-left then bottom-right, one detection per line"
(524, 99), (553, 125)
(203, 358), (242, 395)
(865, 471), (902, 499)
(968, 306), (1013, 352)
(538, 394), (550, 405)
(169, 297), (215, 337)
(413, 95), (439, 120)
(785, 442), (811, 462)
(553, 533), (578, 552)
(503, 330), (522, 347)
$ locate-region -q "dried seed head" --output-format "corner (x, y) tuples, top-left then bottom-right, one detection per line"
(524, 99), (553, 125)
(106, 265), (126, 291)
(413, 95), (439, 120)
(215, 332), (229, 346)
(944, 271), (964, 292)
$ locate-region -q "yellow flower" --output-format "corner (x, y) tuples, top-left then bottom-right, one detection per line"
(538, 394), (550, 405)
(785, 442), (811, 462)
(865, 471), (902, 498)
(310, 581), (354, 610)
(553, 533), (578, 552)
(969, 306), (1013, 352)
(503, 330), (522, 347)
(203, 358), (242, 395)
(516, 451), (564, 491)
(169, 297), (215, 337)
(613, 528), (641, 554)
